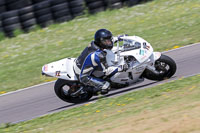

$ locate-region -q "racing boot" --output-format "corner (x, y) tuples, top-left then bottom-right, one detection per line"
(100, 81), (111, 95)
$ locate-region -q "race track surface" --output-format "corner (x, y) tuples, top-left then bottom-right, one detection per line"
(0, 43), (200, 124)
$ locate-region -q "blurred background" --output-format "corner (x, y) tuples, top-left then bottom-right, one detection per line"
(0, 0), (149, 37)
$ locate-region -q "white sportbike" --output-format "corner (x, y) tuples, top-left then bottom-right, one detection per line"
(42, 36), (177, 103)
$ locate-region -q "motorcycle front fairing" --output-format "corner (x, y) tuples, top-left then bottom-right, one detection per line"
(105, 36), (160, 85)
(42, 58), (78, 81)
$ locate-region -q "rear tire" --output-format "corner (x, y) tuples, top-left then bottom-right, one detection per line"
(143, 54), (177, 81)
(54, 79), (93, 103)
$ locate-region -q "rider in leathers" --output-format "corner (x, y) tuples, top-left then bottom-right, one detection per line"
(74, 29), (127, 94)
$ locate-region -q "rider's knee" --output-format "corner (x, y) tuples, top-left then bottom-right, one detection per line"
(80, 76), (90, 84)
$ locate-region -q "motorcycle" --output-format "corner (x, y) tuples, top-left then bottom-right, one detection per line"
(42, 36), (177, 103)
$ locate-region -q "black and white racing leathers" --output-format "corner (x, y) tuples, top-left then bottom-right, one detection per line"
(75, 41), (99, 73)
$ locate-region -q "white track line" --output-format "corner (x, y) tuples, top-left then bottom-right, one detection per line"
(162, 42), (200, 53)
(0, 81), (55, 97)
(0, 42), (199, 97)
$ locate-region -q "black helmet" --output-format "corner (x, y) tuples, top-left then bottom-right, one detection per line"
(94, 29), (113, 50)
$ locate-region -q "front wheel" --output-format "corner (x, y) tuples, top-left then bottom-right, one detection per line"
(54, 79), (93, 103)
(143, 54), (177, 81)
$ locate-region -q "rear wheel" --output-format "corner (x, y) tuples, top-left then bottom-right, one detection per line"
(54, 79), (93, 103)
(143, 54), (177, 81)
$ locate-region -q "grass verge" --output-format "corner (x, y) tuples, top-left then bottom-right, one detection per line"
(0, 75), (200, 133)
(0, 0), (200, 93)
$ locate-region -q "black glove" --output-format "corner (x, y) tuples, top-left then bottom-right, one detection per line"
(118, 34), (129, 41)
(113, 34), (129, 43)
(118, 64), (129, 72)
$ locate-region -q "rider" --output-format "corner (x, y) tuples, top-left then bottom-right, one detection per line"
(74, 29), (128, 94)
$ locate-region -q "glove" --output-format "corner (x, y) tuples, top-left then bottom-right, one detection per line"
(118, 64), (129, 72)
(112, 36), (118, 43)
(113, 34), (128, 43)
(118, 34), (129, 41)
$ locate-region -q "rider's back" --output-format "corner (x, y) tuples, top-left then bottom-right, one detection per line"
(75, 41), (99, 70)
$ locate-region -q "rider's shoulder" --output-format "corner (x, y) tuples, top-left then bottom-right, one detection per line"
(88, 41), (99, 49)
(93, 49), (106, 59)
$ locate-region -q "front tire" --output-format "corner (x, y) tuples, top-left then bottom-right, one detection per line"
(54, 79), (93, 103)
(143, 54), (177, 81)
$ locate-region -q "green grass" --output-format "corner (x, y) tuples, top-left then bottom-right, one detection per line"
(0, 0), (200, 93)
(1, 74), (200, 133)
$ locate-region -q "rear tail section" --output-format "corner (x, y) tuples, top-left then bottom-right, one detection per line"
(42, 58), (78, 81)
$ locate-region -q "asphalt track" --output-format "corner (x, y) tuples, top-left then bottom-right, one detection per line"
(0, 43), (200, 124)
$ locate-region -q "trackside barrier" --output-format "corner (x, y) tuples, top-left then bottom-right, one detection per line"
(0, 0), (151, 37)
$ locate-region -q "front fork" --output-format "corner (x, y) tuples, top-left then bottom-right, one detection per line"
(146, 52), (162, 75)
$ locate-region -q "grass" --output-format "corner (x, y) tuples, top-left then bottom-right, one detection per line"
(0, 74), (200, 133)
(0, 0), (200, 93)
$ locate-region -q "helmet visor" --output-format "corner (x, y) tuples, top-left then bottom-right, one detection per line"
(100, 37), (113, 49)
(101, 38), (112, 46)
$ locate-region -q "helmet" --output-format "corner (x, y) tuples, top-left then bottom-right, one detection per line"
(94, 29), (113, 50)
